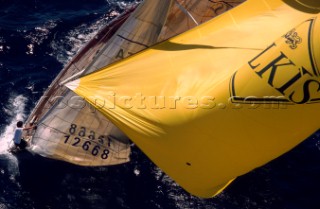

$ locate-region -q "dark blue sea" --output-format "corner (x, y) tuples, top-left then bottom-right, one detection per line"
(0, 0), (320, 208)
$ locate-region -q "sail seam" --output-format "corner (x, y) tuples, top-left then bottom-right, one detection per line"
(116, 34), (149, 48)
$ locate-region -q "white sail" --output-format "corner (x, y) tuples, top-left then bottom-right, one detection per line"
(25, 0), (175, 166)
(25, 0), (245, 166)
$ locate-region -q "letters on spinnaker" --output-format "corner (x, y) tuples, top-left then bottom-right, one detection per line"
(66, 0), (320, 197)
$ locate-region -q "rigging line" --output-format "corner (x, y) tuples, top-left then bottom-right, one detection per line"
(116, 34), (149, 48)
(174, 0), (199, 26)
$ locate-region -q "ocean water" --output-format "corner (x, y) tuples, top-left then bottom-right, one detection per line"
(0, 0), (320, 209)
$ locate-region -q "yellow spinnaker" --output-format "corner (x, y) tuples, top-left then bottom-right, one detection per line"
(66, 0), (320, 197)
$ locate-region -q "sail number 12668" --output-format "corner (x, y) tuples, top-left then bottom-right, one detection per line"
(64, 124), (110, 160)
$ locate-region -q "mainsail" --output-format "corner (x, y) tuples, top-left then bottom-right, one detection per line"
(25, 0), (245, 166)
(66, 0), (320, 197)
(25, 0), (175, 166)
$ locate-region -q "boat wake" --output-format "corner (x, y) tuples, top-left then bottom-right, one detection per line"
(0, 94), (28, 183)
(0, 94), (28, 154)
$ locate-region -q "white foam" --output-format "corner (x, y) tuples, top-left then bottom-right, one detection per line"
(0, 95), (28, 154)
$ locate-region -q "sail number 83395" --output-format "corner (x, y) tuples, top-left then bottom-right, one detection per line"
(64, 124), (111, 159)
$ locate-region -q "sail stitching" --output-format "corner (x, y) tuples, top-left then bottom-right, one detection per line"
(116, 34), (149, 48)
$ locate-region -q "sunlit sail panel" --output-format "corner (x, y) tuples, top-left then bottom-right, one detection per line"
(66, 0), (320, 196)
(26, 0), (175, 166)
(24, 7), (136, 166)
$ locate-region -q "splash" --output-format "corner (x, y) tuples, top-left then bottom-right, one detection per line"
(0, 95), (28, 154)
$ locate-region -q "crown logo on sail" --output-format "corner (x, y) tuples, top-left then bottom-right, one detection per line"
(230, 18), (320, 105)
(283, 29), (302, 49)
